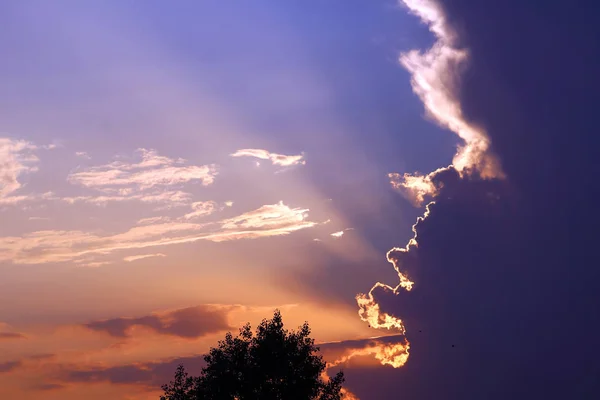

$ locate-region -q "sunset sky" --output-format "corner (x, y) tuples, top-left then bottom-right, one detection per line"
(2, 0), (599, 399)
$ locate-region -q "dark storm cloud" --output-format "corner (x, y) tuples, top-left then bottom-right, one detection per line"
(339, 0), (600, 399)
(85, 305), (235, 338)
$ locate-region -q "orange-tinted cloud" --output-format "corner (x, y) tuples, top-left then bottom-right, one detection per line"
(123, 253), (166, 262)
(84, 305), (235, 339)
(0, 361), (22, 373)
(0, 201), (320, 265)
(0, 332), (26, 340)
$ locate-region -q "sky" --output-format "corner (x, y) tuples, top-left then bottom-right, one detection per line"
(1, 0), (599, 399)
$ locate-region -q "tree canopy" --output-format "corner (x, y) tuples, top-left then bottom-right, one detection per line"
(160, 310), (345, 400)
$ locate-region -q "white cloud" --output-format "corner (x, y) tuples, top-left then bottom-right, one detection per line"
(0, 202), (320, 265)
(220, 201), (313, 231)
(68, 148), (217, 191)
(330, 228), (354, 239)
(389, 0), (504, 205)
(123, 253), (166, 262)
(75, 151), (91, 159)
(230, 148), (305, 167)
(63, 190), (192, 208)
(0, 137), (39, 202)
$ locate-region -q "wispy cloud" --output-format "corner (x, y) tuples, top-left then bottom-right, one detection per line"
(123, 253), (166, 262)
(230, 148), (305, 167)
(0, 137), (39, 203)
(0, 361), (22, 373)
(183, 201), (218, 220)
(0, 332), (27, 340)
(0, 202), (320, 264)
(68, 148), (217, 191)
(63, 190), (192, 208)
(220, 201), (315, 232)
(136, 216), (171, 225)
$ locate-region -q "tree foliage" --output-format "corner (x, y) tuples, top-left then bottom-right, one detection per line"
(161, 310), (345, 400)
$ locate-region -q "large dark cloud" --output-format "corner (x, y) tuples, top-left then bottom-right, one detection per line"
(85, 305), (234, 339)
(342, 1), (600, 398)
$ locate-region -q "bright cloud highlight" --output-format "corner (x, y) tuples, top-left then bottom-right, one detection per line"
(230, 148), (305, 167)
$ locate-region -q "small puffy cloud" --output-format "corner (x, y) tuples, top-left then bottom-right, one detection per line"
(75, 151), (91, 159)
(230, 148), (305, 167)
(123, 253), (166, 262)
(388, 166), (453, 206)
(84, 305), (234, 338)
(330, 228), (353, 239)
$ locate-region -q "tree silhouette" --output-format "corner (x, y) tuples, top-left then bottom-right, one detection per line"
(161, 310), (345, 400)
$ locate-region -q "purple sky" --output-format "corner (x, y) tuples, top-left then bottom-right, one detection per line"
(2, 0), (600, 399)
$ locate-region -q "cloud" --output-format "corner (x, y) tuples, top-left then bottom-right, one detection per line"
(0, 361), (22, 373)
(68, 148), (217, 191)
(31, 383), (66, 391)
(85, 305), (234, 338)
(136, 216), (171, 225)
(230, 148), (305, 167)
(0, 201), (319, 264)
(75, 151), (91, 159)
(63, 190), (193, 208)
(0, 332), (26, 340)
(123, 253), (166, 262)
(322, 335), (410, 369)
(330, 228), (353, 239)
(0, 137), (39, 203)
(220, 201), (315, 232)
(354, 0), (508, 373)
(183, 201), (218, 220)
(58, 355), (206, 388)
(389, 0), (504, 204)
